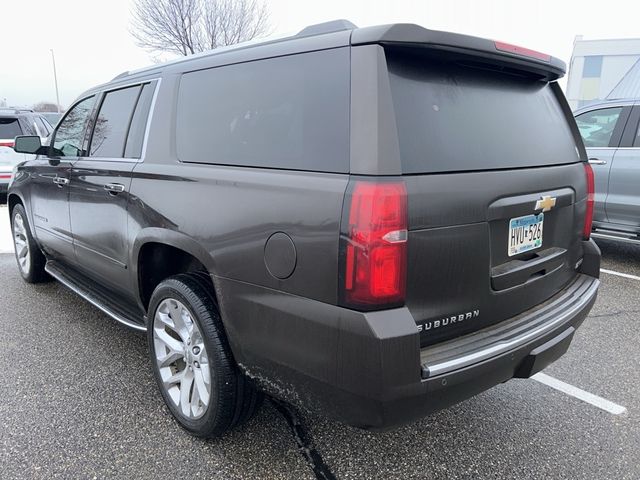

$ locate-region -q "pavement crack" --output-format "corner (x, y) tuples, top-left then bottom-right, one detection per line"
(589, 309), (640, 318)
(270, 398), (337, 480)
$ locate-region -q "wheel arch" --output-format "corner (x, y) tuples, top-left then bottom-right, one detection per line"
(7, 193), (24, 218)
(132, 228), (219, 312)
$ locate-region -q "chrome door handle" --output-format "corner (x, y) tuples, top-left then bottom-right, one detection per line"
(588, 158), (607, 165)
(52, 176), (69, 186)
(104, 183), (125, 194)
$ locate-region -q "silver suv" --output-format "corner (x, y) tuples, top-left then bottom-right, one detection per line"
(574, 100), (640, 240)
(0, 109), (52, 199)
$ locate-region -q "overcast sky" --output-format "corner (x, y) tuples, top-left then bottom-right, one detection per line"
(2, 0), (640, 108)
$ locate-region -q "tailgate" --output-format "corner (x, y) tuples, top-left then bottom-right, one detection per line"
(383, 45), (588, 347)
(405, 165), (587, 347)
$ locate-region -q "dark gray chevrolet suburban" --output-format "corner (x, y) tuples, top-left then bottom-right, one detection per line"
(8, 20), (600, 437)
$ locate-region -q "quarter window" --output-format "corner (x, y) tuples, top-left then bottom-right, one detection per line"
(90, 86), (141, 158)
(34, 117), (50, 137)
(175, 48), (350, 173)
(53, 96), (96, 157)
(575, 107), (623, 148)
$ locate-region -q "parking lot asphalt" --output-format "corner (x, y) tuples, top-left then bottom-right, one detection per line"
(0, 205), (638, 479)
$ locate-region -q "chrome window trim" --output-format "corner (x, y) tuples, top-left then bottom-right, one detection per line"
(138, 77), (162, 164)
(78, 78), (161, 164)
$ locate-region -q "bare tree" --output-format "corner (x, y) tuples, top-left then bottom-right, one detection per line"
(32, 102), (63, 113)
(131, 0), (269, 57)
(202, 0), (269, 49)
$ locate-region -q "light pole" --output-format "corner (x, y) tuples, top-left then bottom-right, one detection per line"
(50, 49), (61, 113)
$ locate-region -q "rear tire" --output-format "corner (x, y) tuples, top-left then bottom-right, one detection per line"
(10, 204), (48, 283)
(148, 273), (262, 438)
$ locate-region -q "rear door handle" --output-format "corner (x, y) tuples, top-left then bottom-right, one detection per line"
(588, 158), (607, 165)
(52, 176), (69, 187)
(104, 183), (125, 194)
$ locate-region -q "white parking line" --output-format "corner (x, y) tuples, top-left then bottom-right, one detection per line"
(600, 268), (640, 282)
(0, 206), (12, 254)
(531, 372), (627, 415)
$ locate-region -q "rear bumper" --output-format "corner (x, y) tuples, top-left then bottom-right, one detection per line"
(217, 241), (600, 430)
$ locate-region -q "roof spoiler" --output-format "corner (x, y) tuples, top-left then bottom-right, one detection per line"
(351, 24), (565, 81)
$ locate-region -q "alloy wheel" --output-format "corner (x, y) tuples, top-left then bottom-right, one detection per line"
(13, 213), (30, 275)
(153, 298), (212, 419)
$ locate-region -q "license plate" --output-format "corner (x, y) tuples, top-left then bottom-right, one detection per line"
(508, 213), (543, 257)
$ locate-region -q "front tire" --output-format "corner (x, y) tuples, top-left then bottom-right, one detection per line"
(11, 204), (48, 283)
(148, 273), (262, 438)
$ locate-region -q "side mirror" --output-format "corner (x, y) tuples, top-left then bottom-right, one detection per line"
(13, 135), (43, 154)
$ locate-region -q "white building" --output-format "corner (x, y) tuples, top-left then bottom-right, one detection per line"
(566, 36), (640, 110)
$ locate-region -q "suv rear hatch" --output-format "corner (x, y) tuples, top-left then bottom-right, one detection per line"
(351, 28), (589, 348)
(0, 116), (24, 177)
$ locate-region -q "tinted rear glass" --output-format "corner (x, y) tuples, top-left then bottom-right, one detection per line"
(176, 48), (350, 173)
(386, 49), (580, 173)
(0, 118), (22, 139)
(90, 85), (141, 158)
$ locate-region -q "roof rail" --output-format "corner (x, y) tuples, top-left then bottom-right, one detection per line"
(296, 19), (357, 38)
(105, 20), (356, 83)
(0, 107), (34, 114)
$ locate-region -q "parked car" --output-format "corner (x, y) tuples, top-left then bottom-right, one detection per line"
(8, 20), (600, 437)
(38, 112), (62, 127)
(574, 99), (640, 239)
(0, 109), (52, 199)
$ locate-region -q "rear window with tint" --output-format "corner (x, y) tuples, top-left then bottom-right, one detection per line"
(90, 85), (141, 158)
(176, 48), (350, 173)
(0, 118), (22, 139)
(386, 49), (580, 173)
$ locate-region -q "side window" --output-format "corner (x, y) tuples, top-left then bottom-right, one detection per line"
(53, 96), (96, 157)
(34, 117), (50, 137)
(175, 48), (350, 173)
(20, 117), (37, 136)
(89, 85), (141, 158)
(575, 107), (623, 148)
(124, 82), (155, 158)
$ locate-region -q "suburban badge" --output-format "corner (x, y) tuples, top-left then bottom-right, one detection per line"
(417, 310), (480, 332)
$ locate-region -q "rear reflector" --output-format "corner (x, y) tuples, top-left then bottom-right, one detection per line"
(340, 181), (407, 309)
(583, 163), (595, 240)
(0, 174), (11, 179)
(0, 141), (15, 148)
(494, 41), (551, 62)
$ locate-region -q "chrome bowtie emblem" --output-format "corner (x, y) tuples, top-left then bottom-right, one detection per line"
(535, 195), (556, 212)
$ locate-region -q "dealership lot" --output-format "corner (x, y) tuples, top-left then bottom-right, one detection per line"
(0, 204), (638, 479)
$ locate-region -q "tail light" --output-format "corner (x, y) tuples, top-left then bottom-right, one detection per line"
(494, 41), (551, 62)
(583, 162), (595, 240)
(0, 141), (15, 148)
(340, 180), (407, 310)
